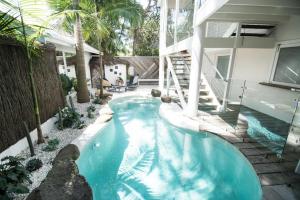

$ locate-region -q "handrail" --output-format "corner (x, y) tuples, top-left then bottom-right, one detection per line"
(166, 56), (187, 108)
(182, 59), (190, 73)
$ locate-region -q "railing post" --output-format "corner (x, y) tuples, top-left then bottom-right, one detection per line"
(184, 22), (206, 117)
(221, 23), (241, 112)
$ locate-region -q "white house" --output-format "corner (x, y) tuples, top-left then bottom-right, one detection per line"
(158, 0), (300, 152)
(45, 30), (99, 88)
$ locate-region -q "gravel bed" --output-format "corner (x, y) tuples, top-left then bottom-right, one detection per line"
(14, 96), (104, 200)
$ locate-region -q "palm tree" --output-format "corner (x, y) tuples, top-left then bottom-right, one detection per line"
(47, 0), (90, 103)
(73, 0), (90, 103)
(81, 0), (143, 97)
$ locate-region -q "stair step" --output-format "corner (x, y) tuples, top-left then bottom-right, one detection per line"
(198, 103), (218, 111)
(199, 84), (206, 89)
(199, 96), (213, 103)
(170, 53), (191, 57)
(175, 72), (189, 75)
(199, 90), (209, 95)
(178, 77), (189, 81)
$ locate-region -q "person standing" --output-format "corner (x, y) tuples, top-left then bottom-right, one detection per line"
(128, 65), (135, 84)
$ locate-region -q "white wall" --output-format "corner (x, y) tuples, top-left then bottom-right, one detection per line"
(275, 15), (300, 42)
(84, 52), (92, 89)
(0, 116), (57, 160)
(231, 48), (298, 124)
(58, 64), (76, 78)
(104, 64), (127, 86)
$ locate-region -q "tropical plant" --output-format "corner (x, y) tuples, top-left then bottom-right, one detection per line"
(47, 0), (91, 103)
(0, 156), (31, 199)
(87, 105), (96, 112)
(25, 158), (43, 172)
(73, 120), (86, 129)
(87, 105), (96, 118)
(132, 0), (159, 56)
(56, 106), (85, 130)
(92, 97), (104, 105)
(48, 0), (143, 97)
(60, 74), (73, 95)
(42, 138), (59, 152)
(71, 78), (78, 92)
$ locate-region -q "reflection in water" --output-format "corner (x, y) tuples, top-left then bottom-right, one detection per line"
(77, 97), (261, 200)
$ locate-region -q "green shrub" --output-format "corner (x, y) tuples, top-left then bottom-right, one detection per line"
(87, 110), (94, 119)
(25, 159), (43, 172)
(92, 97), (105, 105)
(60, 74), (72, 95)
(87, 105), (96, 113)
(0, 156), (31, 199)
(71, 78), (78, 92)
(56, 107), (85, 130)
(42, 139), (59, 152)
(73, 120), (86, 129)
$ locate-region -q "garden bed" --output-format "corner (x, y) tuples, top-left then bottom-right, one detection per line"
(14, 96), (106, 200)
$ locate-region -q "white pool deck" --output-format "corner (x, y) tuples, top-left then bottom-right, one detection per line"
(71, 85), (300, 200)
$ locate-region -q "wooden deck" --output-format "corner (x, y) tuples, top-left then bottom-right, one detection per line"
(198, 105), (300, 200)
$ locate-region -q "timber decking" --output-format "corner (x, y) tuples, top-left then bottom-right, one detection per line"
(198, 106), (300, 200)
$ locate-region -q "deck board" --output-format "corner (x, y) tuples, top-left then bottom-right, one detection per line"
(196, 104), (300, 200)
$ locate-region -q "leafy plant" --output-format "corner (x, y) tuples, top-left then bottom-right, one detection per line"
(60, 74), (73, 96)
(25, 158), (43, 172)
(42, 139), (59, 152)
(0, 156), (31, 199)
(71, 78), (78, 92)
(93, 97), (106, 105)
(73, 120), (86, 129)
(86, 105), (96, 119)
(87, 105), (96, 113)
(56, 107), (85, 130)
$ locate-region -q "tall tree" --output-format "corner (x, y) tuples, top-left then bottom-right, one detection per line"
(132, 0), (159, 56)
(82, 0), (143, 96)
(73, 0), (90, 102)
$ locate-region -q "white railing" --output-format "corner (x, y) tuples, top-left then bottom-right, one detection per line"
(166, 56), (187, 108)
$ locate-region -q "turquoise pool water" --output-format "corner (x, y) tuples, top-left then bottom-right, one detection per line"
(77, 96), (262, 200)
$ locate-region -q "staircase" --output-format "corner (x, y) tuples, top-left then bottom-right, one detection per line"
(167, 53), (220, 112)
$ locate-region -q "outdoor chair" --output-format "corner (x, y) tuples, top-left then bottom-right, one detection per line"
(126, 75), (139, 91)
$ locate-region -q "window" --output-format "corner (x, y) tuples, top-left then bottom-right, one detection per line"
(216, 55), (230, 79)
(272, 43), (300, 86)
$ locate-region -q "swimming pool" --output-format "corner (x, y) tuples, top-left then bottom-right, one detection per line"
(77, 96), (262, 200)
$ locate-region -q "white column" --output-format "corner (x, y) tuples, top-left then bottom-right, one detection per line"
(159, 57), (165, 90)
(62, 51), (68, 74)
(159, 0), (167, 91)
(184, 23), (206, 117)
(174, 0), (179, 44)
(221, 23), (241, 111)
